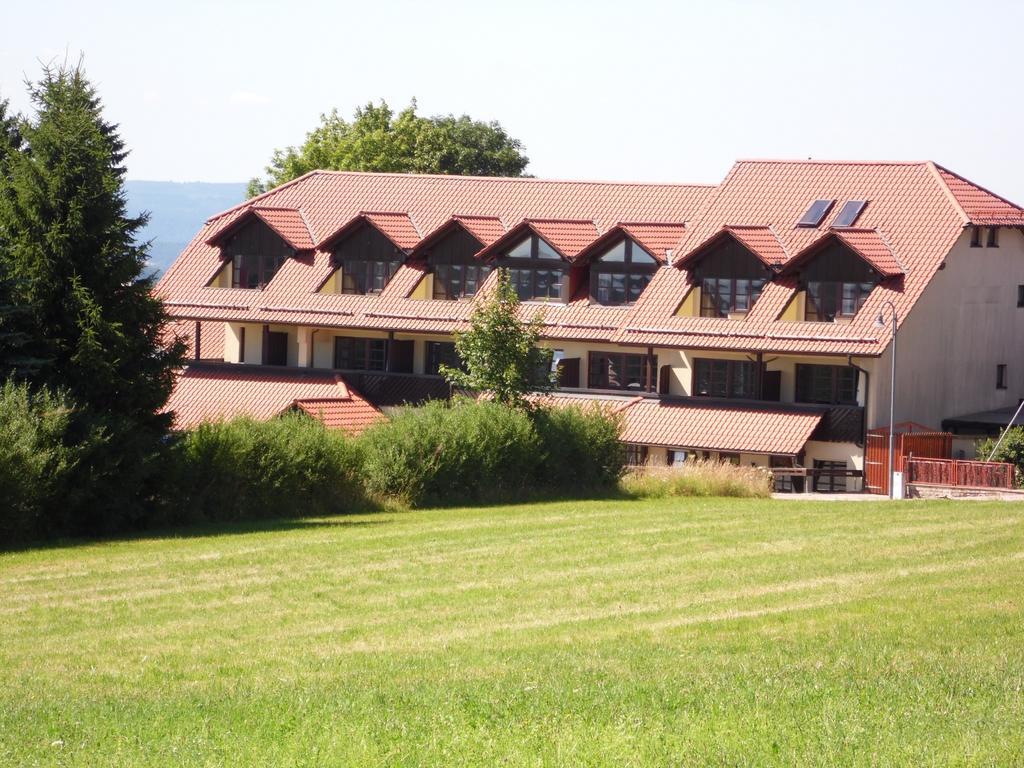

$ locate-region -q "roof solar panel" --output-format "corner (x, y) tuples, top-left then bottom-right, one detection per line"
(833, 200), (868, 228)
(797, 199), (835, 227)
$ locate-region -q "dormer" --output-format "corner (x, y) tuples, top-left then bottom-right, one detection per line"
(673, 226), (785, 318)
(407, 215), (504, 300)
(317, 212), (419, 295)
(476, 219), (600, 304)
(780, 228), (903, 322)
(572, 222), (682, 307)
(205, 207), (314, 290)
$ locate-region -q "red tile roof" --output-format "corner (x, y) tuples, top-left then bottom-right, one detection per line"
(619, 222), (687, 262)
(935, 165), (1024, 226)
(293, 398), (385, 434)
(156, 161), (1024, 357)
(617, 398), (824, 455)
(206, 206), (315, 251)
(163, 364), (383, 433)
(677, 225), (789, 269)
(476, 218), (601, 262)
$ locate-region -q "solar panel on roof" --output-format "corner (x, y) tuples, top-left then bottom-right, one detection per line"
(833, 200), (867, 228)
(796, 199), (835, 228)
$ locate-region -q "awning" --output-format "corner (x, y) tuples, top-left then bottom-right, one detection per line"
(618, 399), (824, 456)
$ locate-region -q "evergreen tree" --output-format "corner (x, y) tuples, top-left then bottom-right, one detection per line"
(441, 269), (555, 410)
(0, 63), (185, 422)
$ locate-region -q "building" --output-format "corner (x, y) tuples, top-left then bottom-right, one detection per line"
(157, 160), (1024, 490)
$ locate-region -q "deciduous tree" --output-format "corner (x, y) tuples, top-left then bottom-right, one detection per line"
(248, 100), (529, 196)
(440, 269), (554, 410)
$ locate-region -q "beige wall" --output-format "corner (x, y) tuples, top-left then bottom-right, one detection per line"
(869, 227), (1024, 431)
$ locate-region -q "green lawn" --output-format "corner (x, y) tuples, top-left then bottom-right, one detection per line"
(2, 498), (1023, 766)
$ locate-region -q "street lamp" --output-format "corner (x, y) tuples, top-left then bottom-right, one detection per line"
(875, 301), (899, 499)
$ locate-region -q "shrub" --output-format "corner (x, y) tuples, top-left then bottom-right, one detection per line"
(0, 380), (92, 543)
(620, 461), (773, 499)
(165, 414), (366, 523)
(358, 398), (540, 506)
(532, 404), (625, 490)
(976, 426), (1024, 488)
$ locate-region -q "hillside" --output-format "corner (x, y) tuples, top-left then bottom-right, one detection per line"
(2, 497), (1022, 765)
(125, 180), (247, 276)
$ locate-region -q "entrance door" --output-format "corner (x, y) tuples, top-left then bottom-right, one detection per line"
(265, 332), (288, 366)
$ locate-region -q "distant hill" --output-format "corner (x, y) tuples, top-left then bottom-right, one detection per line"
(125, 180), (248, 277)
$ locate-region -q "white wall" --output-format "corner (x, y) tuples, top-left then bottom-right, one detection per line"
(870, 227), (1024, 430)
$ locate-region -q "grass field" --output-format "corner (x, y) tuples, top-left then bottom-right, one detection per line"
(2, 497), (1023, 766)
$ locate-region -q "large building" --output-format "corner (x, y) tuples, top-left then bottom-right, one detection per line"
(158, 160), (1024, 491)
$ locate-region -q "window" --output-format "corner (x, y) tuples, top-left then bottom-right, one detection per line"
(589, 238), (658, 306)
(426, 341), (463, 375)
(508, 267), (564, 301)
(805, 281), (874, 321)
(625, 445), (648, 467)
(987, 227), (999, 248)
(1018, 285), (1024, 308)
(333, 337), (386, 371)
(797, 199), (835, 228)
(499, 235), (569, 302)
(997, 364), (1008, 389)
(238, 327), (246, 363)
(333, 225), (405, 295)
(692, 358), (758, 399)
(342, 259), (402, 295)
(587, 351), (656, 391)
(813, 460), (848, 492)
(700, 277), (766, 317)
(833, 200), (868, 228)
(970, 226), (983, 247)
(667, 449), (688, 466)
(770, 455), (794, 492)
(433, 263), (490, 300)
(231, 250), (287, 289)
(719, 452), (741, 466)
(795, 364), (859, 405)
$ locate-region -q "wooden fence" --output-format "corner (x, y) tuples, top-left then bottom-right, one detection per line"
(864, 429), (953, 495)
(905, 457), (1016, 490)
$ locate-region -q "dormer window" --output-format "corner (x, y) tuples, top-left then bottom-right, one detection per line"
(427, 226), (490, 300)
(805, 281), (874, 321)
(499, 234), (569, 302)
(332, 224), (404, 295)
(701, 278), (766, 317)
(798, 238), (881, 322)
(589, 238), (658, 306)
(221, 218), (293, 290)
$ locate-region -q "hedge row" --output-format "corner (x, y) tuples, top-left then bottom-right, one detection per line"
(0, 386), (625, 544)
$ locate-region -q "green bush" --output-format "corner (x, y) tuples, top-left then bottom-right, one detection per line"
(976, 426), (1024, 488)
(165, 414), (366, 523)
(532, 403), (625, 489)
(620, 462), (773, 499)
(358, 398), (540, 506)
(0, 381), (90, 543)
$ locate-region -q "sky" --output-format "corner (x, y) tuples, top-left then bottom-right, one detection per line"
(2, 0), (1023, 201)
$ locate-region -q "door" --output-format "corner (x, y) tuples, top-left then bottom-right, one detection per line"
(557, 357), (580, 388)
(265, 331), (288, 366)
(388, 339), (415, 373)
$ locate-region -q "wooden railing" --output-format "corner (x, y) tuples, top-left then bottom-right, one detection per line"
(905, 458), (1015, 490)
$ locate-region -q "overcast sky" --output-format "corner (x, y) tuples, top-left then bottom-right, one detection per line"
(3, 0), (1022, 201)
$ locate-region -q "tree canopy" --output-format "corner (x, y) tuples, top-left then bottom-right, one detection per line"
(0, 63), (185, 424)
(247, 100), (529, 197)
(440, 269), (554, 410)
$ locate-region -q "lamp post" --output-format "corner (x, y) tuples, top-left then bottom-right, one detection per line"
(875, 301), (899, 499)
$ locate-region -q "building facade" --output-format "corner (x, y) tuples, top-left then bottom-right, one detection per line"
(158, 161), (1024, 491)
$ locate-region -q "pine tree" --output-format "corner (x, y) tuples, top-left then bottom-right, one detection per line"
(0, 63), (185, 422)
